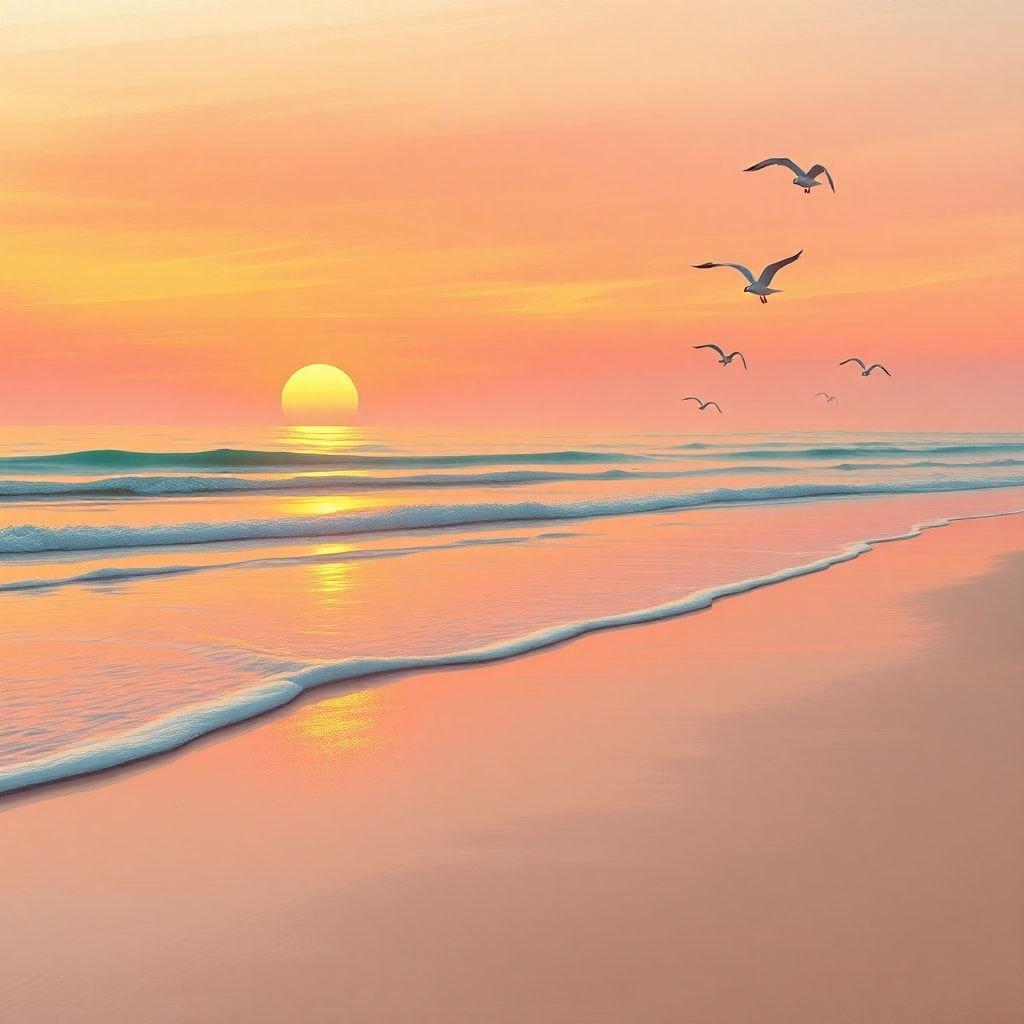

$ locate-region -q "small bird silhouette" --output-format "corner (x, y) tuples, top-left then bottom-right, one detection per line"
(681, 397), (723, 413)
(815, 392), (839, 404)
(693, 251), (803, 303)
(743, 157), (835, 194)
(840, 358), (891, 377)
(693, 344), (748, 369)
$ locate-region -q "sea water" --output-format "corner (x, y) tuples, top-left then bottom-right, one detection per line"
(2, 427), (1022, 795)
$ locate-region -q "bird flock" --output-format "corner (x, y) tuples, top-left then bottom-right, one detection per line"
(684, 156), (891, 415)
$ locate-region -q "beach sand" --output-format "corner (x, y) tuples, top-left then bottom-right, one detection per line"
(2, 513), (1023, 1023)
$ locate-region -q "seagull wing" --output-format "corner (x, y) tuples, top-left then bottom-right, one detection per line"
(758, 250), (803, 286)
(681, 396), (702, 405)
(693, 261), (757, 286)
(815, 392), (829, 398)
(743, 157), (806, 176)
(693, 344), (726, 357)
(729, 352), (748, 369)
(807, 164), (835, 192)
(840, 357), (866, 369)
(706, 402), (723, 413)
(867, 364), (892, 376)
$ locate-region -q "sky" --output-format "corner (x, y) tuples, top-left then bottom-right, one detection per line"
(2, 0), (1022, 430)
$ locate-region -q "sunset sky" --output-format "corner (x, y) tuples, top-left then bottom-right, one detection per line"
(2, 0), (1022, 429)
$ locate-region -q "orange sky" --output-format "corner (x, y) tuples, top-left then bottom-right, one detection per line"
(2, 0), (1022, 429)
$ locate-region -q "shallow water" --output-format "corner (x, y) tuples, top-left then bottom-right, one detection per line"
(2, 426), (1022, 795)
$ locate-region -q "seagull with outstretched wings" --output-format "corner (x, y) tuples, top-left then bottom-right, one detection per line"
(681, 397), (723, 413)
(840, 358), (891, 377)
(744, 157), (835, 194)
(693, 251), (803, 304)
(693, 344), (748, 369)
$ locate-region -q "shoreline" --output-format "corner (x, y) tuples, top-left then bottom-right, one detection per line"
(2, 511), (1022, 1022)
(3, 503), (1021, 803)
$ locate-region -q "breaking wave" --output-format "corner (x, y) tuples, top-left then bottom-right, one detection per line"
(4, 473), (1024, 554)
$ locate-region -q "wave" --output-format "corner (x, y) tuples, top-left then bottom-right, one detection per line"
(834, 458), (1024, 471)
(694, 443), (1024, 461)
(2, 506), (1018, 798)
(0, 465), (790, 500)
(0, 446), (645, 474)
(3, 474), (1024, 554)
(667, 437), (1024, 453)
(0, 532), (566, 594)
(5, 441), (1021, 482)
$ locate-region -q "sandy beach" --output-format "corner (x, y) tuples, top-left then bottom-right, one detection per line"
(3, 512), (1022, 1023)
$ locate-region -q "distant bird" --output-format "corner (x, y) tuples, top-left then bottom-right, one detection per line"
(815, 392), (839, 404)
(744, 157), (836, 194)
(693, 251), (803, 303)
(681, 397), (723, 413)
(840, 357), (891, 377)
(693, 344), (748, 369)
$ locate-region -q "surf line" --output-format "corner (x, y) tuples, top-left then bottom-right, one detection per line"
(2, 505), (1020, 800)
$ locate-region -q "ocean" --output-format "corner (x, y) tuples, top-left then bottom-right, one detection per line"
(2, 426), (1023, 796)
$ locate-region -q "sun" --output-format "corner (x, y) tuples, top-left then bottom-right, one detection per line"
(281, 364), (359, 424)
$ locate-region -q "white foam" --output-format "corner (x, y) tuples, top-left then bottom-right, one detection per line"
(3, 475), (1024, 554)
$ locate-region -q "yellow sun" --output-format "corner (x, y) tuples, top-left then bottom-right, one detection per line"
(281, 364), (359, 424)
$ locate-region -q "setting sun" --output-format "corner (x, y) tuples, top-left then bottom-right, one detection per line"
(280, 364), (359, 425)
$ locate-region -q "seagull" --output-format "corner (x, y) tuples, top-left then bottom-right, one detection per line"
(815, 392), (839, 404)
(681, 397), (723, 413)
(840, 357), (891, 377)
(693, 344), (748, 369)
(743, 157), (835, 194)
(693, 250), (803, 303)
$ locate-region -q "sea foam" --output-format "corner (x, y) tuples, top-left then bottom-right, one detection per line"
(3, 474), (1024, 554)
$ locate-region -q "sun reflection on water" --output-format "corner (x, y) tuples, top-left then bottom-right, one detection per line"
(311, 558), (353, 604)
(281, 494), (381, 518)
(285, 689), (388, 766)
(279, 424), (367, 454)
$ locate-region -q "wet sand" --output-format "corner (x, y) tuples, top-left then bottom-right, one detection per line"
(2, 513), (1023, 1023)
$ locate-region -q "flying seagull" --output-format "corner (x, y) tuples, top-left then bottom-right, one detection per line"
(693, 250), (803, 303)
(681, 397), (723, 413)
(840, 357), (891, 377)
(815, 392), (839, 404)
(693, 344), (748, 369)
(744, 157), (835, 194)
